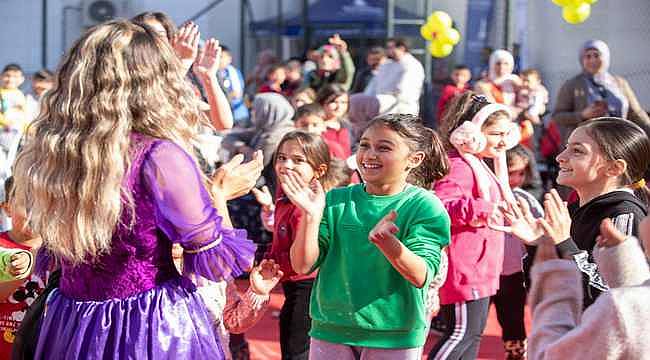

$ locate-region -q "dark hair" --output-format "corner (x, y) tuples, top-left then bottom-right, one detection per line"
(506, 145), (535, 187)
(387, 37), (410, 52)
(3, 177), (14, 201)
(265, 63), (284, 80)
(362, 114), (449, 188)
(2, 63), (23, 74)
(33, 69), (54, 82)
(131, 12), (177, 42)
(274, 131), (338, 191)
(453, 64), (470, 72)
(220, 45), (231, 53)
(578, 117), (650, 204)
(316, 84), (348, 106)
(521, 68), (541, 79)
(439, 91), (510, 151)
(294, 103), (325, 121)
(327, 158), (352, 189)
(367, 46), (385, 57)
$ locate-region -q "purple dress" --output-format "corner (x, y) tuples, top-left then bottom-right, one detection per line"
(34, 134), (256, 359)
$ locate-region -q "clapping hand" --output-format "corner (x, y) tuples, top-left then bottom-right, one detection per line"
(193, 38), (221, 80)
(8, 252), (31, 277)
(279, 171), (325, 218)
(172, 22), (200, 73)
(490, 197), (544, 244)
(596, 218), (628, 248)
(249, 259), (283, 296)
(251, 186), (273, 211)
(538, 189), (571, 245)
(368, 211), (400, 251)
(212, 151), (264, 201)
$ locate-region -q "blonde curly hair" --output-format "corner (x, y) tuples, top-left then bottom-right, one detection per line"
(13, 20), (208, 264)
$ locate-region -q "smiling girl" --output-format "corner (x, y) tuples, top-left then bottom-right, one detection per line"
(430, 92), (521, 360)
(283, 114), (450, 359)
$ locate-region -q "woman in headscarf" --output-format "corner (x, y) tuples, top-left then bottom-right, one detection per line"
(475, 49), (521, 108)
(552, 39), (650, 146)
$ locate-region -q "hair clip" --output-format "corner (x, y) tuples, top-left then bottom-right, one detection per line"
(471, 94), (489, 104)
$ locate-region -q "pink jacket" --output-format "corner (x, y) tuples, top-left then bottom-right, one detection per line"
(433, 150), (505, 304)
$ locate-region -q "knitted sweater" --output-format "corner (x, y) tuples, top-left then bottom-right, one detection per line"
(528, 237), (650, 360)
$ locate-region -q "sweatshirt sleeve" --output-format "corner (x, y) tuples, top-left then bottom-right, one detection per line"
(528, 259), (625, 360)
(529, 260), (627, 360)
(338, 51), (356, 91)
(593, 236), (650, 289)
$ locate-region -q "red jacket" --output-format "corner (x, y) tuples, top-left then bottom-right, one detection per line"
(264, 189), (317, 283)
(321, 126), (351, 159)
(433, 151), (505, 304)
(436, 84), (470, 123)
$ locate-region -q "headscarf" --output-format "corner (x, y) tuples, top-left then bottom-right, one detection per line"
(250, 93), (296, 166)
(486, 50), (520, 106)
(580, 40), (629, 118)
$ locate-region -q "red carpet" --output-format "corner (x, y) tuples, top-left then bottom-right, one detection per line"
(237, 281), (532, 360)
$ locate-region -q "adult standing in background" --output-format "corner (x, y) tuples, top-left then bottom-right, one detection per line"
(552, 39), (650, 146)
(350, 46), (386, 94)
(474, 49), (521, 109)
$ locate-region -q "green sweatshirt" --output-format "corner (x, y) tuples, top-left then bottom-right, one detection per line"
(310, 184), (451, 348)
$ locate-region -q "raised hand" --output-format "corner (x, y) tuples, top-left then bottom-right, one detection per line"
(193, 38), (221, 79)
(596, 218), (628, 248)
(328, 33), (348, 53)
(279, 170), (325, 218)
(251, 185), (273, 211)
(171, 22), (200, 73)
(8, 252), (31, 277)
(490, 197), (543, 244)
(538, 189), (571, 245)
(212, 151), (264, 200)
(249, 259), (283, 296)
(369, 211), (400, 248)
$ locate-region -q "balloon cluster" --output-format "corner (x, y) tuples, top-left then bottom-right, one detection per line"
(552, 0), (597, 24)
(420, 11), (461, 58)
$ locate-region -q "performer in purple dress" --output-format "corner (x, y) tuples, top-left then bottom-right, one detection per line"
(12, 20), (261, 359)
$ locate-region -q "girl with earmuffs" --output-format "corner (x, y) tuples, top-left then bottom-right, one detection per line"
(429, 92), (521, 360)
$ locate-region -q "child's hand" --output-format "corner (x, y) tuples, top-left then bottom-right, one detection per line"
(279, 171), (325, 218)
(8, 252), (31, 277)
(490, 197), (544, 244)
(171, 22), (200, 73)
(193, 38), (221, 80)
(249, 259), (283, 296)
(369, 211), (401, 256)
(538, 189), (571, 245)
(251, 186), (273, 211)
(596, 218), (628, 248)
(328, 33), (348, 53)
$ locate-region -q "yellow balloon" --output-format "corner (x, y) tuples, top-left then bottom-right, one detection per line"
(429, 41), (453, 58)
(583, 0), (598, 4)
(562, 3), (591, 24)
(438, 27), (461, 45)
(428, 11), (452, 32)
(420, 23), (435, 41)
(553, 0), (585, 6)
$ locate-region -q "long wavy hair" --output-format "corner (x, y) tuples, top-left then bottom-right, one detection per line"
(12, 20), (207, 265)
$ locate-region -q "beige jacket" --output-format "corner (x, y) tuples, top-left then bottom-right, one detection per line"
(528, 238), (650, 360)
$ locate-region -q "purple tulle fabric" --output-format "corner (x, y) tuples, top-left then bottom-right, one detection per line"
(34, 133), (256, 359)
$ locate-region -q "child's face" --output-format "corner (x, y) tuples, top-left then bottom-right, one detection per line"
(521, 74), (540, 91)
(268, 68), (286, 84)
(508, 155), (528, 188)
(451, 69), (471, 86)
(556, 127), (610, 191)
(1, 201), (34, 238)
(1, 70), (24, 90)
(275, 140), (317, 185)
(479, 116), (514, 159)
(219, 51), (232, 70)
(292, 93), (312, 109)
(32, 79), (53, 98)
(318, 50), (338, 72)
(357, 124), (421, 193)
(295, 114), (326, 135)
(324, 94), (348, 120)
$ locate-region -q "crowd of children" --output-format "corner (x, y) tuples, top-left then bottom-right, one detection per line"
(1, 10), (650, 360)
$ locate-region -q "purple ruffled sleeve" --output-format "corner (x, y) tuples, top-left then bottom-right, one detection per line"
(143, 140), (256, 282)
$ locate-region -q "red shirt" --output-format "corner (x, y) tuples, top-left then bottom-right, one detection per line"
(321, 127), (351, 159)
(437, 84), (470, 123)
(0, 233), (46, 359)
(257, 84), (283, 95)
(264, 189), (317, 283)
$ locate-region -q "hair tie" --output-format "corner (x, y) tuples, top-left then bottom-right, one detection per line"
(630, 178), (646, 190)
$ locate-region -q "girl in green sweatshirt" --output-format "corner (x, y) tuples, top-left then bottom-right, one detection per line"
(281, 113), (451, 359)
